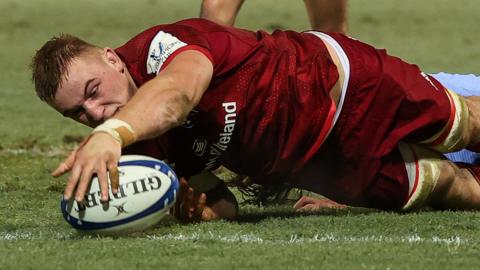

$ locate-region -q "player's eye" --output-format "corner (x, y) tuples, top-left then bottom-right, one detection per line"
(90, 86), (98, 98)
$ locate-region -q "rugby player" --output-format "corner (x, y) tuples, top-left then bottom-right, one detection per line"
(199, 0), (478, 212)
(31, 18), (480, 222)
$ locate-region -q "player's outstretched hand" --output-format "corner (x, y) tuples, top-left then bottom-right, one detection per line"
(52, 132), (121, 203)
(293, 195), (347, 212)
(171, 178), (218, 223)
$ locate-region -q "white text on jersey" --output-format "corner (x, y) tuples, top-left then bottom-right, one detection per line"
(205, 102), (237, 169)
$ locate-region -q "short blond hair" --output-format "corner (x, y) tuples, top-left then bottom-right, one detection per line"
(31, 34), (97, 103)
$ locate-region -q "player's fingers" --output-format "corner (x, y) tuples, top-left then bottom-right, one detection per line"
(179, 178), (188, 197)
(186, 187), (194, 199)
(98, 163), (109, 202)
(193, 193), (207, 218)
(108, 162), (119, 194)
(52, 150), (77, 177)
(193, 192), (206, 209)
(293, 196), (313, 209)
(63, 164), (82, 200)
(172, 178), (193, 222)
(198, 193), (206, 207)
(52, 162), (70, 178)
(75, 166), (94, 202)
(201, 206), (219, 221)
(182, 188), (196, 221)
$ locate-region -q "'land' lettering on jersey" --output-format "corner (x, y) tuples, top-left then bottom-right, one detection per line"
(206, 102), (236, 169)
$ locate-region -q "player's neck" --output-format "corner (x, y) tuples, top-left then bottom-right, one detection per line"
(124, 67), (138, 94)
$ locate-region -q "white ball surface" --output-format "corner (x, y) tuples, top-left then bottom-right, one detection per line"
(60, 155), (179, 235)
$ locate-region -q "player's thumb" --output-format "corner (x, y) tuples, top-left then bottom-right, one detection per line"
(51, 150), (76, 177)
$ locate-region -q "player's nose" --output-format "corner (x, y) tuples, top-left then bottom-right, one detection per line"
(83, 100), (104, 122)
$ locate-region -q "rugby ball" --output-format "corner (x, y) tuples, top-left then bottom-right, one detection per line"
(60, 155), (179, 235)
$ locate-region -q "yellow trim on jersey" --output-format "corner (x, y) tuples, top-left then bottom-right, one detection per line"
(398, 143), (443, 211)
(420, 89), (469, 153)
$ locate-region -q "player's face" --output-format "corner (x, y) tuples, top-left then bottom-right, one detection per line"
(51, 48), (136, 128)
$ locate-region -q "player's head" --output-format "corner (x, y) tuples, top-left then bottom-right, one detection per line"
(31, 34), (136, 128)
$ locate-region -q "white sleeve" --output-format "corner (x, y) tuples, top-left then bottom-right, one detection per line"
(146, 31), (187, 75)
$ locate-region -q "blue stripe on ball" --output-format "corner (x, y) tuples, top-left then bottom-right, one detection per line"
(60, 159), (179, 231)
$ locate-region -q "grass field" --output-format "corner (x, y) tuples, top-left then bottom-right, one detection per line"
(1, 0), (480, 269)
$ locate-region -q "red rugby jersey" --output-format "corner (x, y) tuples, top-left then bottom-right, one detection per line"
(117, 18), (338, 183)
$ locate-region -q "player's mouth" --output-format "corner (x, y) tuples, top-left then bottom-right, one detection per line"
(103, 106), (120, 121)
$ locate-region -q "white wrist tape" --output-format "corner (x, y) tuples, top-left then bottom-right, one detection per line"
(92, 119), (137, 148)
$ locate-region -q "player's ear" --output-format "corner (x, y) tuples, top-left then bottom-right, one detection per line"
(104, 47), (124, 73)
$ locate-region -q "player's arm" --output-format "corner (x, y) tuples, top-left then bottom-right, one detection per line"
(303, 0), (348, 33)
(54, 50), (214, 202)
(114, 49), (213, 141)
(172, 171), (239, 222)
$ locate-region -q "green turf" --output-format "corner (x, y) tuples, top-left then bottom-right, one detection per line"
(2, 0), (480, 269)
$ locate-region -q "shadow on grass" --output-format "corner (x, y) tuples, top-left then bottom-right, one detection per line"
(236, 205), (378, 223)
(34, 207), (455, 240)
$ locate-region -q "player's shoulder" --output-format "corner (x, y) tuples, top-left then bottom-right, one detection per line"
(139, 18), (223, 36)
(117, 18), (217, 50)
(172, 18), (220, 28)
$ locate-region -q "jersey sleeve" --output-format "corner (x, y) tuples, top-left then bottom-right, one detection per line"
(116, 18), (260, 83)
(144, 24), (214, 75)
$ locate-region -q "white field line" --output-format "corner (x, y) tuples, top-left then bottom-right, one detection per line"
(147, 232), (468, 246)
(0, 231), (470, 246)
(0, 146), (69, 157)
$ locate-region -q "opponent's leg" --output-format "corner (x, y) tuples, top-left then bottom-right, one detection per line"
(303, 0), (348, 33)
(464, 96), (480, 148)
(427, 161), (480, 210)
(431, 73), (480, 97)
(397, 143), (480, 210)
(200, 0), (245, 27)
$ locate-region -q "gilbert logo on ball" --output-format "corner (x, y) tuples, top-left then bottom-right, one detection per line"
(60, 155), (179, 235)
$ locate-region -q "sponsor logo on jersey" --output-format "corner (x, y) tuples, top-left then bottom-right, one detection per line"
(192, 139), (208, 157)
(205, 102), (237, 169)
(147, 31), (187, 74)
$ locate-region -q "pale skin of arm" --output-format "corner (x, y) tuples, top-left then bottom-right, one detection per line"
(200, 0), (347, 33)
(53, 50), (238, 221)
(200, 0), (245, 27)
